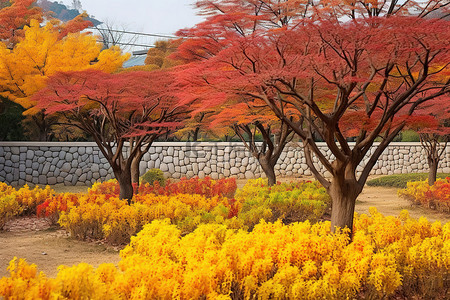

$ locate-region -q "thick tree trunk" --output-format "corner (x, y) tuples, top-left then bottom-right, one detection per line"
(427, 157), (438, 186)
(259, 159), (276, 186)
(328, 164), (363, 236)
(114, 169), (134, 204)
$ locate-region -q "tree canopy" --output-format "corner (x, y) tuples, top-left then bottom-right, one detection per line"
(174, 0), (450, 234)
(35, 69), (187, 200)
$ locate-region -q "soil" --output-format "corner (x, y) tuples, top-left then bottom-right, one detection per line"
(1, 182), (448, 278)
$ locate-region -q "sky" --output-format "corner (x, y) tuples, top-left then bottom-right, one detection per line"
(62, 0), (205, 50)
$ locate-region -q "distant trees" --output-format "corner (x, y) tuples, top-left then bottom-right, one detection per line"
(35, 69), (186, 201)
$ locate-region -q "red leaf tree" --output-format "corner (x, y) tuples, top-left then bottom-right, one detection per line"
(408, 97), (450, 185)
(206, 96), (296, 185)
(35, 69), (186, 201)
(175, 0), (450, 235)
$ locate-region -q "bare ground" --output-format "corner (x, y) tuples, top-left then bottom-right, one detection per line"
(1, 181), (448, 278)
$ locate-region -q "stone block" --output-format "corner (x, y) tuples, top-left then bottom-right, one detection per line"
(230, 167), (239, 175)
(42, 162), (51, 174)
(163, 156), (173, 163)
(38, 175), (47, 184)
(61, 163), (71, 172)
(6, 173), (13, 182)
(160, 163), (168, 172)
(79, 173), (87, 182)
(91, 164), (99, 172)
(65, 153), (73, 161)
(59, 151), (66, 160)
(11, 147), (20, 155)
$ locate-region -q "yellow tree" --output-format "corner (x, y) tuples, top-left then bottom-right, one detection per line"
(0, 18), (129, 140)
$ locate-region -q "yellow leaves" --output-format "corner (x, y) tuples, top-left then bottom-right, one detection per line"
(368, 252), (402, 295)
(1, 211), (450, 299)
(0, 18), (129, 116)
(0, 195), (22, 229)
(0, 257), (53, 300)
(94, 46), (130, 73)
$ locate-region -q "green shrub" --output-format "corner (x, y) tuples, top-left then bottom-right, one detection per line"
(141, 168), (166, 186)
(400, 130), (420, 142)
(366, 173), (450, 188)
(235, 178), (331, 230)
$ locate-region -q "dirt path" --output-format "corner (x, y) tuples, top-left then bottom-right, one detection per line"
(1, 184), (448, 278)
(355, 186), (450, 223)
(0, 217), (120, 278)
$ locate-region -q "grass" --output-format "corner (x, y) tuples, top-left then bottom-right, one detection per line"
(366, 173), (450, 188)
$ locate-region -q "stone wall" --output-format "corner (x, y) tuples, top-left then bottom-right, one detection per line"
(0, 142), (449, 186)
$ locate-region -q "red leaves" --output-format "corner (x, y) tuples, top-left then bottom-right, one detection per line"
(0, 0), (43, 45)
(34, 69), (186, 140)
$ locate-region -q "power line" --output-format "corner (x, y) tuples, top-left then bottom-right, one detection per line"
(93, 28), (179, 39)
(97, 40), (156, 48)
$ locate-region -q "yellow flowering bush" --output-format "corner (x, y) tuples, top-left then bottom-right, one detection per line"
(0, 195), (22, 230)
(13, 185), (54, 215)
(58, 192), (237, 244)
(1, 210), (449, 299)
(398, 178), (450, 212)
(0, 183), (54, 228)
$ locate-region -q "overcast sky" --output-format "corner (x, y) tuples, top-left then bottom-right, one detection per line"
(65, 0), (204, 35)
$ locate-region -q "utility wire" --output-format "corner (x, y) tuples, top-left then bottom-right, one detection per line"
(97, 40), (157, 48)
(93, 28), (179, 39)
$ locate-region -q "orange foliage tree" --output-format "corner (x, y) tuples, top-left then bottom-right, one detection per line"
(0, 0), (42, 46)
(0, 16), (129, 140)
(174, 0), (450, 235)
(35, 69), (187, 201)
(208, 98), (296, 185)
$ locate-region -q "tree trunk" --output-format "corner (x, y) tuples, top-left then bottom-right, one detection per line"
(427, 157), (438, 186)
(259, 159), (276, 186)
(131, 151), (145, 185)
(328, 164), (363, 236)
(114, 169), (134, 204)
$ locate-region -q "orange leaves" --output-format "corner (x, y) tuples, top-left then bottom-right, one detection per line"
(0, 0), (43, 45)
(398, 178), (450, 212)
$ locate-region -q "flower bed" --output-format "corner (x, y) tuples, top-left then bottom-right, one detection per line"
(32, 178), (330, 244)
(1, 209), (448, 299)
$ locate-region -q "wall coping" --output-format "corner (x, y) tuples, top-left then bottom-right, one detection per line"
(0, 141), (429, 147)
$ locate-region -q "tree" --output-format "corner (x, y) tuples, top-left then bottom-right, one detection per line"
(0, 18), (129, 140)
(35, 69), (186, 201)
(0, 0), (42, 47)
(145, 39), (182, 69)
(0, 96), (25, 140)
(175, 0), (450, 235)
(208, 98), (296, 185)
(408, 97), (450, 185)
